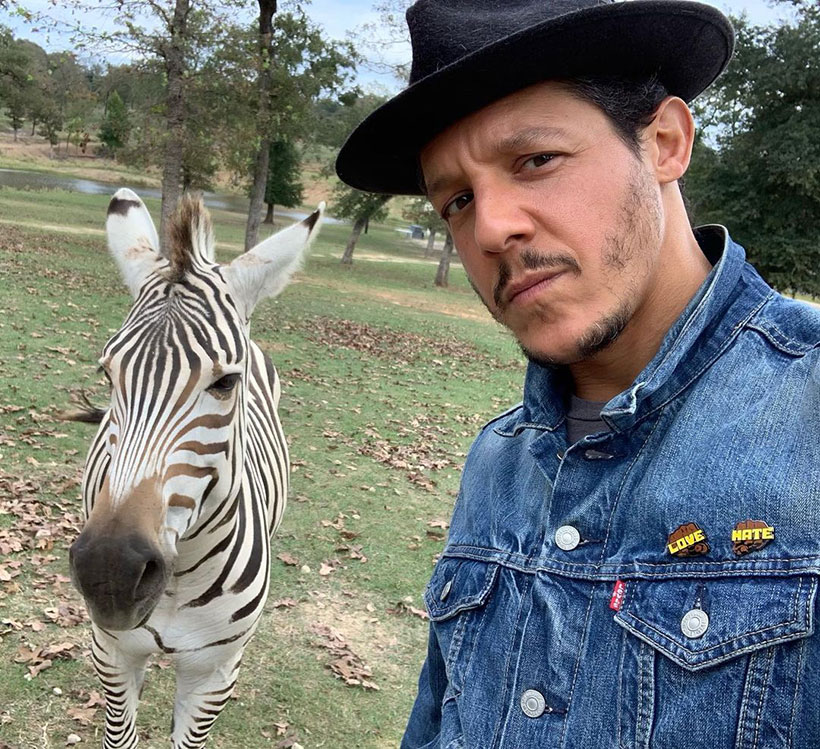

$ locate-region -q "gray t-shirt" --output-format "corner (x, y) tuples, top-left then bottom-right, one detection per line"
(566, 395), (608, 444)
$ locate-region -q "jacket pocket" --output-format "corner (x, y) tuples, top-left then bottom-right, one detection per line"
(424, 557), (501, 697)
(614, 574), (817, 749)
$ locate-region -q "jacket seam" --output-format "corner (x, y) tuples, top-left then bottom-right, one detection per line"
(623, 575), (805, 656)
(598, 410), (665, 561)
(557, 579), (600, 749)
(439, 547), (820, 575)
(787, 636), (808, 749)
(744, 320), (818, 356)
(626, 291), (772, 430)
(492, 573), (534, 749)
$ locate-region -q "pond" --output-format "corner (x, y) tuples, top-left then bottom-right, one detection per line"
(0, 168), (340, 223)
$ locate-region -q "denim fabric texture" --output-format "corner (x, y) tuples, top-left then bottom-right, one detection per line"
(401, 227), (820, 749)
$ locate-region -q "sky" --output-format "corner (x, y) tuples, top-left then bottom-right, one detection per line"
(1, 0), (800, 93)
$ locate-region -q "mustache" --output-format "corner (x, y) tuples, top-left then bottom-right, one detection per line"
(493, 249), (580, 308)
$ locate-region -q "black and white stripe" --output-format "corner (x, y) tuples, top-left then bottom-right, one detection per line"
(69, 190), (322, 748)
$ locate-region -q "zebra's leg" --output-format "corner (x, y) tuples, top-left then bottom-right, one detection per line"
(171, 649), (243, 748)
(91, 629), (150, 749)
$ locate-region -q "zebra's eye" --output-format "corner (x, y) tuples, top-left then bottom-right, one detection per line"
(208, 373), (240, 394)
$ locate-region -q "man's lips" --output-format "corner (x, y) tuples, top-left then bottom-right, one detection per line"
(504, 271), (564, 306)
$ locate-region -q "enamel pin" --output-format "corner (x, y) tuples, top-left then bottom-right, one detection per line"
(732, 520), (774, 556)
(667, 522), (710, 557)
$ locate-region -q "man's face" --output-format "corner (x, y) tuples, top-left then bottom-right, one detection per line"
(421, 82), (665, 366)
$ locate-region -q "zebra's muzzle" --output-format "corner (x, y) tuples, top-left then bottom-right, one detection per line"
(69, 529), (168, 631)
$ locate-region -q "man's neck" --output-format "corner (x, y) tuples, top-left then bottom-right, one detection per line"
(570, 224), (713, 402)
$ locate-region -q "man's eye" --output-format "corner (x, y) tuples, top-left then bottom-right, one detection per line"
(208, 374), (240, 394)
(443, 193), (473, 219)
(522, 153), (556, 171)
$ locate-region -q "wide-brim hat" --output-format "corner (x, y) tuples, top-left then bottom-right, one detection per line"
(336, 0), (734, 196)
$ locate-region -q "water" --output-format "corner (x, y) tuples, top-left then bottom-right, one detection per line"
(0, 168), (340, 223)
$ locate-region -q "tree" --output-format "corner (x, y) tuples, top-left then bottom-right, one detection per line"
(353, 0), (413, 84)
(434, 231), (455, 287)
(34, 0), (243, 250)
(686, 2), (820, 296)
(263, 138), (303, 224)
(242, 7), (357, 250)
(98, 89), (130, 153)
(0, 26), (33, 140)
(309, 91), (389, 150)
(332, 184), (391, 264)
(244, 0), (278, 252)
(403, 196), (447, 256)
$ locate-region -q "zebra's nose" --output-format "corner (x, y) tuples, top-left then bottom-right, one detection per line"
(70, 530), (167, 629)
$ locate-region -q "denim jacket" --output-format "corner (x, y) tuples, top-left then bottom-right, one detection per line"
(402, 227), (820, 749)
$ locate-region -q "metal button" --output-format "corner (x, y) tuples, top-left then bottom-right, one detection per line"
(555, 525), (581, 551)
(681, 608), (709, 639)
(440, 580), (452, 601)
(520, 689), (546, 718)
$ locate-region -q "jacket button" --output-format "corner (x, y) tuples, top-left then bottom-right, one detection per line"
(520, 689), (546, 718)
(555, 525), (581, 551)
(440, 580), (452, 601)
(681, 608), (709, 639)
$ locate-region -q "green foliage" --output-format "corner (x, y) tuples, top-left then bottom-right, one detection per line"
(264, 138), (304, 209)
(687, 3), (820, 296)
(332, 182), (391, 223)
(201, 9), (358, 185)
(98, 90), (130, 153)
(0, 27), (38, 135)
(310, 91), (389, 150)
(402, 196), (446, 233)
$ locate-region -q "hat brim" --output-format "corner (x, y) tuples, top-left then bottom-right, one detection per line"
(336, 1), (733, 195)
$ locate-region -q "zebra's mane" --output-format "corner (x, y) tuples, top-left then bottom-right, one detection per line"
(167, 193), (216, 282)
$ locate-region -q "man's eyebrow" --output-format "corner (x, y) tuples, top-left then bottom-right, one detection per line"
(424, 125), (572, 200)
(493, 125), (572, 155)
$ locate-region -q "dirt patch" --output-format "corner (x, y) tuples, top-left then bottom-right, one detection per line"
(300, 274), (490, 322)
(289, 591), (406, 687)
(294, 316), (492, 364)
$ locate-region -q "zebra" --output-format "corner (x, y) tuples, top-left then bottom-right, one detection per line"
(67, 188), (323, 748)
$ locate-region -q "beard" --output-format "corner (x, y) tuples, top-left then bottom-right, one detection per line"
(468, 161), (662, 367)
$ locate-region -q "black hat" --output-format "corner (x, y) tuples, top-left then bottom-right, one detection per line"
(335, 0), (733, 196)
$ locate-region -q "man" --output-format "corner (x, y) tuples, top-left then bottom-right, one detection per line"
(337, 1), (820, 747)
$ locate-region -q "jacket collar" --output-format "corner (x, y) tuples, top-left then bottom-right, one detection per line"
(519, 227), (774, 433)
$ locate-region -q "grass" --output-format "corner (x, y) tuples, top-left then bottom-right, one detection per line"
(0, 181), (524, 749)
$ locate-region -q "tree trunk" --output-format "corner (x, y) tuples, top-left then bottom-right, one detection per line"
(341, 217), (366, 265)
(159, 0), (190, 254)
(425, 229), (436, 257)
(264, 202), (274, 224)
(434, 231), (454, 287)
(244, 0), (278, 252)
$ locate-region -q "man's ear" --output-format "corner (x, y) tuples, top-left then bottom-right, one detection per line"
(647, 96), (696, 184)
(222, 204), (324, 322)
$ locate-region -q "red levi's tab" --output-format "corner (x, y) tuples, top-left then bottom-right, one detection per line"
(609, 580), (626, 611)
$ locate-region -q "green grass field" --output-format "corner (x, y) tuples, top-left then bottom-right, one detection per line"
(0, 181), (524, 748)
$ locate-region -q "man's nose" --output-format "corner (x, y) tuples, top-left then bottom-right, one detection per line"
(473, 189), (536, 255)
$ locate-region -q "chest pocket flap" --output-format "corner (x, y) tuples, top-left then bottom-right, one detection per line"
(425, 556), (500, 621)
(614, 575), (817, 671)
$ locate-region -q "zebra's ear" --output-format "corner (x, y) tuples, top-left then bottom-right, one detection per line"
(106, 188), (163, 298)
(223, 203), (324, 320)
